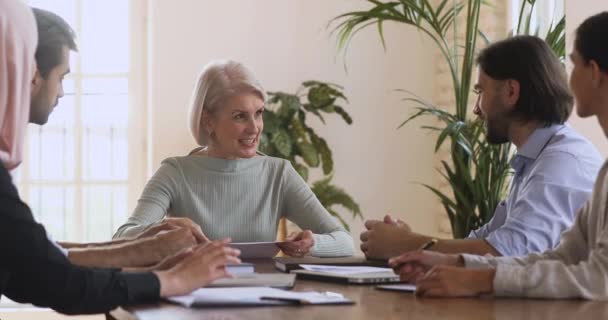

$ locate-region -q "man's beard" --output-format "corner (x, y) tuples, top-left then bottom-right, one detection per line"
(484, 117), (510, 145)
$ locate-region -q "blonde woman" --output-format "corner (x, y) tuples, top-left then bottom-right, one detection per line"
(115, 60), (354, 257)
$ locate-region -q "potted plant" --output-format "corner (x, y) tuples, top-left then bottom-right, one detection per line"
(261, 81), (362, 230)
(331, 0), (564, 238)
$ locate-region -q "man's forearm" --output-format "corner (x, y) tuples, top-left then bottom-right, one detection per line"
(431, 238), (501, 256)
(67, 246), (127, 268)
(59, 238), (133, 249)
(67, 238), (160, 268)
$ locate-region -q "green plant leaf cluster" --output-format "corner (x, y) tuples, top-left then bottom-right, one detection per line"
(332, 0), (565, 238)
(261, 81), (362, 229)
(311, 175), (363, 232)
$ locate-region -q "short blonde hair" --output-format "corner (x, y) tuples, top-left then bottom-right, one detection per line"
(188, 60), (267, 146)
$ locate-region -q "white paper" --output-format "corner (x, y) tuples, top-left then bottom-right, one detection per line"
(168, 286), (352, 307)
(299, 264), (395, 275)
(169, 287), (282, 306)
(230, 242), (288, 259)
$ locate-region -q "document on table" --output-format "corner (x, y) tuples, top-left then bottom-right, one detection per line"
(230, 241), (289, 259)
(299, 264), (395, 275)
(168, 287), (354, 307)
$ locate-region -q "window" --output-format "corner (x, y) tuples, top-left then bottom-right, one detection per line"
(17, 0), (146, 242)
(509, 0), (564, 36)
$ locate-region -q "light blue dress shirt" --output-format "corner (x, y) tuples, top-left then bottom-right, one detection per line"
(467, 124), (603, 256)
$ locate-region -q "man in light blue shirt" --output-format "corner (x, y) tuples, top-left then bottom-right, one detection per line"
(360, 35), (603, 259)
(467, 124), (602, 256)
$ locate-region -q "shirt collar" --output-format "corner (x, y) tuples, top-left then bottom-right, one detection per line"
(510, 124), (564, 173)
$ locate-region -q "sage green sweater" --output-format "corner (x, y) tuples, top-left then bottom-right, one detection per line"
(114, 155), (354, 257)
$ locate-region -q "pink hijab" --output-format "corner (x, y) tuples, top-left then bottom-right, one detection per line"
(0, 0), (37, 170)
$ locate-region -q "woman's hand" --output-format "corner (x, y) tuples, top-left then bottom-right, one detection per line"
(154, 239), (241, 297)
(278, 230), (315, 257)
(415, 266), (495, 297)
(388, 250), (463, 283)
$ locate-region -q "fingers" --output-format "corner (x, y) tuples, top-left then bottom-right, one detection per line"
(360, 230), (370, 242)
(384, 214), (396, 225)
(364, 219), (381, 230)
(191, 227), (209, 244)
(301, 230), (313, 239)
(281, 231), (313, 256)
(415, 271), (444, 297)
(285, 231), (299, 241)
(388, 250), (425, 267)
(164, 217), (209, 244)
(360, 242), (368, 254)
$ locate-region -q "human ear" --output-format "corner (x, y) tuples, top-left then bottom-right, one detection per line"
(590, 60), (604, 88)
(504, 79), (520, 107)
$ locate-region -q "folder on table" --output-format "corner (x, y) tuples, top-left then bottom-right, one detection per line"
(168, 287), (354, 307)
(207, 273), (296, 289)
(273, 256), (388, 272)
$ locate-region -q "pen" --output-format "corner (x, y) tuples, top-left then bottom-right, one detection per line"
(418, 238), (438, 251)
(260, 296), (303, 304)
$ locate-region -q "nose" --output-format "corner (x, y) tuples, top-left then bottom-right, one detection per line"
(58, 82), (65, 98)
(473, 95), (481, 116)
(245, 116), (259, 133)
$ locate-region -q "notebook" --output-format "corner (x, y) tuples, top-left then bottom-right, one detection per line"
(168, 287), (354, 307)
(292, 265), (401, 284)
(207, 273), (296, 289)
(226, 263), (255, 275)
(273, 256), (388, 273)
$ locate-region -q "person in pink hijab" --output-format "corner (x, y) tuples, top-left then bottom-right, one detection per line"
(0, 0), (240, 314)
(0, 0), (36, 169)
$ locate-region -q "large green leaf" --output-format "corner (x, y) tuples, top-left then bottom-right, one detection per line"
(333, 106), (353, 125)
(308, 85), (336, 108)
(290, 117), (308, 142)
(262, 110), (281, 134)
(297, 141), (319, 167)
(318, 137), (334, 175)
(271, 129), (292, 157)
(276, 94), (301, 120)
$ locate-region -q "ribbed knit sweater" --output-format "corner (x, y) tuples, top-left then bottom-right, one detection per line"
(114, 155), (354, 257)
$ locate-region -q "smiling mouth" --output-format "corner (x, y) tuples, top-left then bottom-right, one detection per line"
(239, 137), (257, 147)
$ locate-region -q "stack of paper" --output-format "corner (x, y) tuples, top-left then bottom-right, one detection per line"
(299, 264), (395, 274)
(226, 263), (255, 275)
(168, 287), (354, 307)
(207, 273), (296, 289)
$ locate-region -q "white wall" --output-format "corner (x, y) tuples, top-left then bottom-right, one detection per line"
(146, 0), (439, 251)
(566, 0), (608, 156)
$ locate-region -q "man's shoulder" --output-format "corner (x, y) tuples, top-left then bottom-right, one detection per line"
(529, 126), (603, 183)
(543, 125), (601, 161)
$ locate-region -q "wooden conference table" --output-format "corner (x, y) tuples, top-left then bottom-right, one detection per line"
(108, 259), (608, 320)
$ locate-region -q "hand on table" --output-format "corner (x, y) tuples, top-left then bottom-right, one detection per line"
(360, 214), (421, 259)
(278, 230), (315, 257)
(154, 239), (241, 297)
